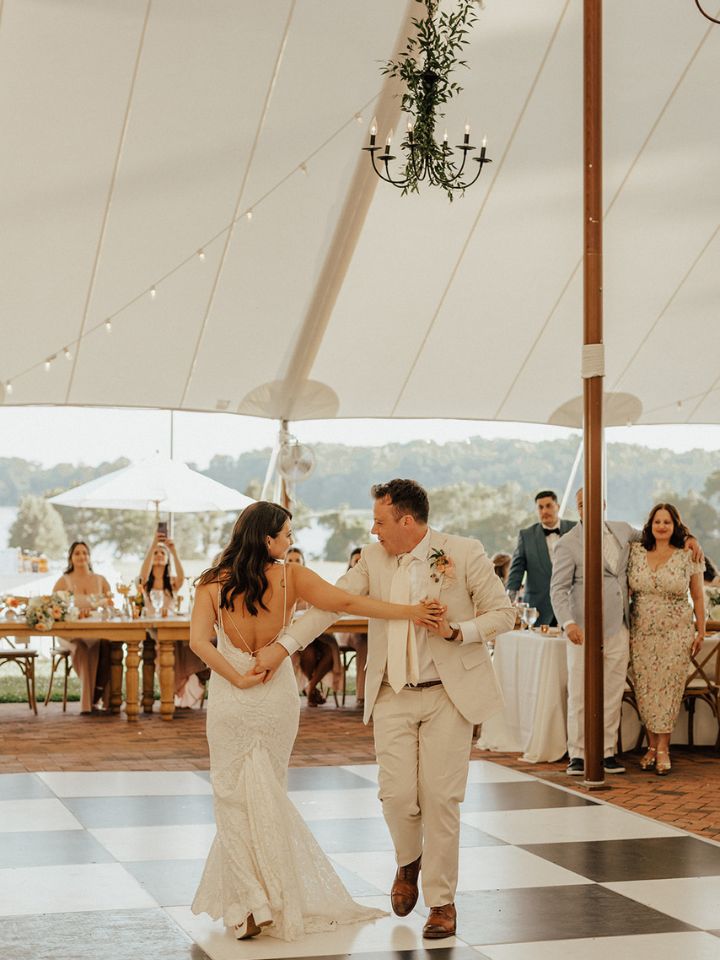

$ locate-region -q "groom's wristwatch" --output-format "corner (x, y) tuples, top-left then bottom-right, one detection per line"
(444, 622), (461, 642)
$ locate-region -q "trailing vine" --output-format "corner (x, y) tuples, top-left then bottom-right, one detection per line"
(381, 0), (481, 199)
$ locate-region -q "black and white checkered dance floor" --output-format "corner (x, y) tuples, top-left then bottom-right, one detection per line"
(1, 760), (720, 959)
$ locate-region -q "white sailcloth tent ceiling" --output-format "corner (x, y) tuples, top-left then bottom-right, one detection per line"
(1, 0), (719, 427)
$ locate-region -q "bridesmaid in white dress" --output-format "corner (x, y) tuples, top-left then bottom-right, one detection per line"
(53, 541), (113, 713)
(189, 501), (443, 942)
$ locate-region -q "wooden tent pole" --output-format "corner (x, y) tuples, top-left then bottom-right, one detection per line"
(583, 0), (606, 788)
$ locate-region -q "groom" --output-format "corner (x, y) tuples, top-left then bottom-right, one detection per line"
(254, 478), (514, 939)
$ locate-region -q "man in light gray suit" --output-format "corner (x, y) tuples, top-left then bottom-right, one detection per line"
(550, 488), (632, 776)
(506, 490), (576, 625)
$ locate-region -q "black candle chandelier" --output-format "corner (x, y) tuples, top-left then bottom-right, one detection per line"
(363, 103), (491, 193)
(362, 0), (491, 198)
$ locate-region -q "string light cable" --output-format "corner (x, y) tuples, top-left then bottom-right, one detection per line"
(0, 95), (378, 396)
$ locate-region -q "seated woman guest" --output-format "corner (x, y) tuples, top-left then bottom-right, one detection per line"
(53, 541), (113, 714)
(703, 556), (719, 585)
(286, 547), (342, 707)
(491, 552), (512, 586)
(140, 530), (206, 707)
(628, 503), (705, 775)
(337, 547), (368, 710)
(285, 547), (309, 693)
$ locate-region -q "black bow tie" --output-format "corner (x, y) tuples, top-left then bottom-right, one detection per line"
(543, 527), (561, 536)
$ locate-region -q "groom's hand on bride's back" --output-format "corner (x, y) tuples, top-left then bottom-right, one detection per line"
(252, 642), (289, 682)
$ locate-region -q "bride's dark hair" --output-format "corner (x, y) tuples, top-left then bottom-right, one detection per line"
(196, 501), (292, 615)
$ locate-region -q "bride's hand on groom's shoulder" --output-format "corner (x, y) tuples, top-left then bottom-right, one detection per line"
(413, 598), (446, 628)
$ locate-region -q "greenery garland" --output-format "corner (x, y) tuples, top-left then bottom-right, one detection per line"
(382, 0), (480, 199)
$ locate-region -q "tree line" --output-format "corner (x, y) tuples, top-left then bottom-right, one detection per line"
(3, 438), (720, 564)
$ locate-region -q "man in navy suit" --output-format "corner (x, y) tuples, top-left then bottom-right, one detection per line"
(506, 490), (576, 626)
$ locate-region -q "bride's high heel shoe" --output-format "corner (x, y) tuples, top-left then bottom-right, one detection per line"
(639, 747), (657, 771)
(234, 914), (262, 940)
(655, 750), (671, 776)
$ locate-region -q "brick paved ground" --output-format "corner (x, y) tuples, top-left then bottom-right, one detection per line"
(2, 700), (719, 842)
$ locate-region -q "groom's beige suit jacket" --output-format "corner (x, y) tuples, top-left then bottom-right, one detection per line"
(282, 529), (514, 725)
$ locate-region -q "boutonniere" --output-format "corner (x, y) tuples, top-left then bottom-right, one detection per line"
(429, 548), (455, 582)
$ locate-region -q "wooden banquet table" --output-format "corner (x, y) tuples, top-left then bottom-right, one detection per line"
(478, 627), (720, 762)
(0, 614), (369, 722)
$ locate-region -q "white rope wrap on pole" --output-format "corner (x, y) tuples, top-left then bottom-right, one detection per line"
(581, 343), (605, 378)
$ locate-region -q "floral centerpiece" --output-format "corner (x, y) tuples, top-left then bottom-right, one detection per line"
(25, 591), (72, 631)
(1, 595), (27, 619)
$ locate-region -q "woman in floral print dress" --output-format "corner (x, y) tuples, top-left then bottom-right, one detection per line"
(628, 503), (705, 775)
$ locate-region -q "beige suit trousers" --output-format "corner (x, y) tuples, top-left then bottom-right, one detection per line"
(566, 625), (629, 760)
(372, 683), (473, 906)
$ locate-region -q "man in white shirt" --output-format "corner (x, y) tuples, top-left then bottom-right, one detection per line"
(254, 478), (514, 939)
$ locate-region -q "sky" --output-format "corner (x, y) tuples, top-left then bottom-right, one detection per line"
(1, 406), (720, 469)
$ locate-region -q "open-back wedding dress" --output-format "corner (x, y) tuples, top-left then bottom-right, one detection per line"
(191, 583), (386, 941)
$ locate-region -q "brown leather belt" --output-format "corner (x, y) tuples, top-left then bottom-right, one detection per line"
(382, 679), (443, 690)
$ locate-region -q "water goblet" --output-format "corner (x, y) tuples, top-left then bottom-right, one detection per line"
(516, 601), (529, 629)
(524, 607), (539, 631)
(149, 590), (165, 618)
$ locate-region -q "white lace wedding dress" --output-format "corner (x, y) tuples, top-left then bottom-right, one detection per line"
(191, 595), (386, 941)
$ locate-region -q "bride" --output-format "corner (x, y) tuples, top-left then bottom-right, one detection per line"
(189, 501), (443, 941)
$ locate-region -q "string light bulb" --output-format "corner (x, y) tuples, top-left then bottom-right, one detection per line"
(44, 356), (55, 371)
(246, 210), (253, 221)
(197, 249), (206, 261)
(150, 286), (157, 299)
(63, 347), (72, 360)
(5, 381), (12, 395)
(104, 319), (112, 333)
(299, 162), (308, 175)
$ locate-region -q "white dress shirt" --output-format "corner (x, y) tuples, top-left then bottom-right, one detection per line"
(542, 524), (561, 560)
(396, 529), (440, 683)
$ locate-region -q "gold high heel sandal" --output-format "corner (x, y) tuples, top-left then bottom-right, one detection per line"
(639, 748), (657, 771)
(655, 750), (671, 776)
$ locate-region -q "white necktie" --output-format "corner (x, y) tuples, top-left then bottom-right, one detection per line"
(386, 554), (419, 693)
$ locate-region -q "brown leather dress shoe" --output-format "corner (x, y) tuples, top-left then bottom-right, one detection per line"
(390, 855), (421, 916)
(422, 903), (456, 939)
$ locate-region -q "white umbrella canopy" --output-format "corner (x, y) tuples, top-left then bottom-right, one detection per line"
(48, 457), (254, 515)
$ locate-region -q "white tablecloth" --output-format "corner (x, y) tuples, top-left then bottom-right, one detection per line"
(478, 630), (568, 763)
(478, 631), (719, 762)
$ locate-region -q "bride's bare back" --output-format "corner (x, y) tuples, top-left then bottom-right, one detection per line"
(215, 564), (296, 653)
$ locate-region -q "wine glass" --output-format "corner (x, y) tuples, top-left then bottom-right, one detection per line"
(516, 601), (528, 629)
(523, 607), (539, 631)
(149, 589), (165, 618)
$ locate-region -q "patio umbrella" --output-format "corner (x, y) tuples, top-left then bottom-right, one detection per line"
(48, 457), (254, 516)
